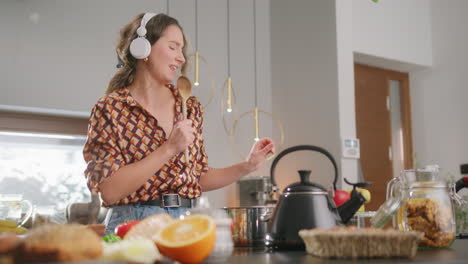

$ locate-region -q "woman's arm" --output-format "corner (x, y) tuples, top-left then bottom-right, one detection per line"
(199, 162), (253, 191)
(99, 119), (195, 205)
(99, 143), (177, 204)
(199, 137), (275, 191)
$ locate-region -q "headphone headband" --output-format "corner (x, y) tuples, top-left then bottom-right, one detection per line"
(130, 12), (157, 60)
(136, 13), (157, 37)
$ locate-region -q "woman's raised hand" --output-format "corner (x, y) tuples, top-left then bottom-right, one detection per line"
(166, 119), (196, 154)
(245, 137), (276, 172)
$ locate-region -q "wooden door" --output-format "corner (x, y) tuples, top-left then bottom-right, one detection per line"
(354, 64), (413, 211)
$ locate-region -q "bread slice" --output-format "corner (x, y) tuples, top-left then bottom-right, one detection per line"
(14, 224), (102, 263)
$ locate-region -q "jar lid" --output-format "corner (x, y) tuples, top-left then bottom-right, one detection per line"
(409, 181), (446, 188)
(370, 194), (403, 228)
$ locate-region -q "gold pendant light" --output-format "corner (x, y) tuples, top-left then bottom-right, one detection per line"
(221, 0), (238, 136)
(183, 0), (215, 109)
(194, 0), (200, 86)
(229, 0), (284, 160)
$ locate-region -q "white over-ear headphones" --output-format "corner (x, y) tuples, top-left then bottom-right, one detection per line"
(129, 13), (157, 60)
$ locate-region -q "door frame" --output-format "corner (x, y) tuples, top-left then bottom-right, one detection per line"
(354, 63), (414, 210)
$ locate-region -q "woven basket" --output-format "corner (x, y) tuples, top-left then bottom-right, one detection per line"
(299, 227), (424, 259)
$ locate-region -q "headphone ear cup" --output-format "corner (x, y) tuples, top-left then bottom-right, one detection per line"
(129, 37), (151, 59)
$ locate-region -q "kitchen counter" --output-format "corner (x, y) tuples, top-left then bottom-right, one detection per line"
(26, 239), (467, 263)
(225, 239), (468, 264)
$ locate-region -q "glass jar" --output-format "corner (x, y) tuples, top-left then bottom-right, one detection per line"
(400, 181), (456, 248)
(371, 167), (457, 248)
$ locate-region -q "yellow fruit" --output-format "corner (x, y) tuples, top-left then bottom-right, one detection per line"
(0, 226), (28, 234)
(359, 188), (371, 203)
(124, 213), (173, 241)
(0, 220), (18, 228)
(345, 188), (371, 203)
(155, 214), (216, 264)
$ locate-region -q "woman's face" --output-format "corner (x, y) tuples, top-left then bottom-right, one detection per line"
(147, 24), (186, 84)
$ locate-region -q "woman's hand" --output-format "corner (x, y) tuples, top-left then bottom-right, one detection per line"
(166, 119), (195, 154)
(199, 137), (276, 192)
(245, 137), (276, 172)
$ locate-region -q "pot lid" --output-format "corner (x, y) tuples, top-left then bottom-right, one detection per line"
(284, 170), (328, 193)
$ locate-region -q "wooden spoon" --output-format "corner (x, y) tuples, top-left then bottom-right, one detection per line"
(177, 75), (192, 163)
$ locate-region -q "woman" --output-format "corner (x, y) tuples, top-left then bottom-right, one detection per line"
(83, 13), (275, 234)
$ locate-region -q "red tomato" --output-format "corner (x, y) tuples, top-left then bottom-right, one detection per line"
(114, 220), (140, 238)
(333, 190), (351, 207)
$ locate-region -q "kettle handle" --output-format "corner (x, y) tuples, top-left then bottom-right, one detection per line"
(270, 145), (339, 191)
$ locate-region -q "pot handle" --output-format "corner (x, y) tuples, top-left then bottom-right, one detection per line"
(270, 145), (339, 191)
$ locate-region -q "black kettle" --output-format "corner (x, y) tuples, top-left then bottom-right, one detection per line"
(265, 145), (367, 249)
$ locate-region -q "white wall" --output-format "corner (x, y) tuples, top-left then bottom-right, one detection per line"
(352, 0), (432, 70)
(0, 0), (273, 207)
(410, 0), (468, 191)
(270, 0), (343, 191)
(0, 0), (166, 115)
(336, 0), (359, 188)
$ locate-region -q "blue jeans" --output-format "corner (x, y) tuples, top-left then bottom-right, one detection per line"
(104, 204), (189, 235)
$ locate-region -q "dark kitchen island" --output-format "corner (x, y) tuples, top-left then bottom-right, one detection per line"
(225, 239), (468, 264)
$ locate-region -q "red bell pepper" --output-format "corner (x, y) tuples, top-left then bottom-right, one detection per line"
(114, 220), (140, 238)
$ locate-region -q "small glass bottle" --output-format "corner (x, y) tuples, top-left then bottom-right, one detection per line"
(183, 207), (234, 263)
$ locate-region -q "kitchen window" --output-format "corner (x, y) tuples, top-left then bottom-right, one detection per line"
(0, 110), (90, 223)
(0, 131), (90, 222)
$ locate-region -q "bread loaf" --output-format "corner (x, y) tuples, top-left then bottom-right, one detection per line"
(14, 224), (102, 263)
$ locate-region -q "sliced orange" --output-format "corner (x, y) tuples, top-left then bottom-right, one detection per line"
(124, 213), (174, 241)
(154, 214), (216, 264)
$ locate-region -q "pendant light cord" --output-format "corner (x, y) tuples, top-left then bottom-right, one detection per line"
(227, 0), (231, 76)
(166, 0), (170, 15)
(195, 0), (199, 50)
(253, 0), (258, 107)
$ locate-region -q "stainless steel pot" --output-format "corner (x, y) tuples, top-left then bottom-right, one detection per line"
(224, 206), (274, 247)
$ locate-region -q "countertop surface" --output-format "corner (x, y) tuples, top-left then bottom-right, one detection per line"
(225, 239), (468, 264)
(29, 239), (468, 263)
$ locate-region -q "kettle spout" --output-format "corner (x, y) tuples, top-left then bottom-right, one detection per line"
(337, 192), (366, 224)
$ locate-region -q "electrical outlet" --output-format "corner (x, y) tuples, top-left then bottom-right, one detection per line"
(342, 138), (360, 159)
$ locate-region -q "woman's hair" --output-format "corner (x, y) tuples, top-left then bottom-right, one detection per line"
(106, 13), (188, 95)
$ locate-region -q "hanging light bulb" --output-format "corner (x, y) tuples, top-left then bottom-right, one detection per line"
(252, 0), (260, 143)
(224, 0), (233, 114)
(194, 51), (200, 86)
(227, 77), (232, 112)
(254, 107), (259, 142)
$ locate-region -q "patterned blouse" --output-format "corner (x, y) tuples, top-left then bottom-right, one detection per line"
(83, 86), (208, 207)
